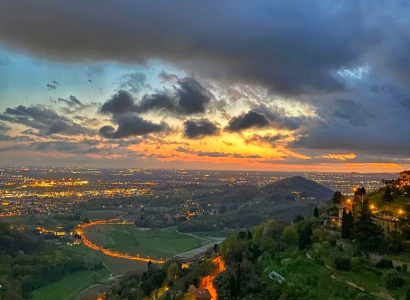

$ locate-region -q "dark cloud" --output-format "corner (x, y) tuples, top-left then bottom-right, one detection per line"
(0, 0), (387, 95)
(252, 104), (302, 130)
(232, 153), (262, 159)
(175, 146), (196, 154)
(225, 110), (269, 132)
(101, 90), (136, 115)
(0, 140), (135, 159)
(99, 114), (165, 139)
(0, 122), (11, 132)
(137, 94), (175, 113)
(101, 77), (212, 116)
(56, 95), (98, 115)
(285, 76), (410, 159)
(0, 105), (93, 136)
(245, 133), (283, 146)
(0, 134), (33, 142)
(158, 71), (179, 83)
(46, 83), (57, 90)
(175, 78), (211, 114)
(58, 95), (82, 108)
(332, 99), (374, 127)
(183, 119), (219, 139)
(197, 151), (230, 158)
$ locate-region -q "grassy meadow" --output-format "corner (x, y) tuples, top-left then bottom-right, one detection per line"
(31, 268), (109, 300)
(82, 225), (211, 260)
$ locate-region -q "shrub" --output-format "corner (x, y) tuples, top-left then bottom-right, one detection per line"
(354, 293), (373, 300)
(334, 257), (350, 271)
(328, 236), (337, 247)
(385, 269), (405, 287)
(350, 257), (361, 272)
(282, 226), (298, 246)
(315, 257), (324, 266)
(376, 258), (393, 269)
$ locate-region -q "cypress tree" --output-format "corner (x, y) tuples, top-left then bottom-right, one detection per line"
(341, 209), (354, 239)
(354, 198), (383, 252)
(298, 222), (312, 250)
(314, 206), (319, 218)
(333, 191), (343, 205)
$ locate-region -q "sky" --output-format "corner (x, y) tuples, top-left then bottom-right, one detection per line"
(0, 0), (409, 172)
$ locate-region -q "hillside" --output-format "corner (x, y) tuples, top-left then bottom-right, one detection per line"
(263, 176), (334, 202)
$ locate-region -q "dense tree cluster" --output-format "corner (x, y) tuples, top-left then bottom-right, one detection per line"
(0, 223), (93, 300)
(353, 199), (383, 252)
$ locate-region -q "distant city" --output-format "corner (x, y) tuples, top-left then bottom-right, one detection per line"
(0, 165), (388, 217)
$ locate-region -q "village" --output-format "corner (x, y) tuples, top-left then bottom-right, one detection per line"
(325, 171), (410, 239)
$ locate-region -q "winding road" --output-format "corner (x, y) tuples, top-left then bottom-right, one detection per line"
(77, 219), (165, 264)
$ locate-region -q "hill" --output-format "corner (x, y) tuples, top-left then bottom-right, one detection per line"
(263, 176), (334, 202)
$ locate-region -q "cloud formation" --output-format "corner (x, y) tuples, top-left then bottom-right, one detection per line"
(0, 0), (395, 95)
(225, 110), (270, 132)
(0, 105), (93, 136)
(99, 114), (165, 139)
(183, 119), (219, 139)
(101, 77), (212, 116)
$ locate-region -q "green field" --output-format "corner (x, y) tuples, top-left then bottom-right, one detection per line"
(66, 244), (148, 275)
(83, 225), (211, 259)
(31, 268), (110, 300)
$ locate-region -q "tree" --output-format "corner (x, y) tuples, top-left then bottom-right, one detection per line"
(354, 198), (383, 252)
(355, 187), (367, 197)
(297, 221), (312, 250)
(262, 220), (284, 240)
(385, 269), (404, 287)
(85, 252), (102, 270)
(252, 225), (263, 244)
(293, 215), (304, 224)
(332, 191), (343, 205)
(334, 257), (350, 271)
(383, 186), (394, 202)
(167, 262), (179, 281)
(313, 206), (319, 218)
(386, 231), (404, 253)
(282, 226), (298, 245)
(406, 289), (410, 300)
(354, 187), (367, 204)
(341, 209), (354, 239)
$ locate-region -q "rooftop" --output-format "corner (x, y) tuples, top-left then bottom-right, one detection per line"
(193, 289), (212, 299)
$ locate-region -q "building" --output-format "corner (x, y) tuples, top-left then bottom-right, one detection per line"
(192, 289), (212, 300)
(371, 211), (400, 236)
(383, 171), (410, 188)
(400, 171), (410, 181)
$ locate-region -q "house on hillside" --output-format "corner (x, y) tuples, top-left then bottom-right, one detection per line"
(371, 211), (401, 236)
(192, 289), (212, 300)
(383, 171), (410, 188)
(400, 171), (410, 181)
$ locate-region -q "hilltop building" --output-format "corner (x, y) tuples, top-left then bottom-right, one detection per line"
(384, 171), (410, 188)
(335, 198), (401, 236)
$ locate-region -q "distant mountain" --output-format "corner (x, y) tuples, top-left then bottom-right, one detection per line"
(262, 176), (334, 202)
